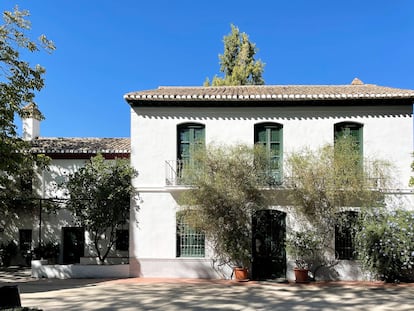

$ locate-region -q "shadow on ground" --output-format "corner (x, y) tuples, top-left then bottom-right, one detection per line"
(19, 281), (414, 311)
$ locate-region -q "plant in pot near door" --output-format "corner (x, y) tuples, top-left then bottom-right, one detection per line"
(286, 230), (320, 283)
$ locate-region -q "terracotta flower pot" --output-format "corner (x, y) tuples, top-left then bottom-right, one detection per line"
(234, 267), (249, 282)
(293, 268), (309, 283)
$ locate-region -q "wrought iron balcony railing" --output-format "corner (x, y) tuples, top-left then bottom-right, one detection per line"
(165, 160), (283, 187)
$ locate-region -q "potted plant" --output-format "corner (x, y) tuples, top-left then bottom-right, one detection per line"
(286, 230), (320, 283)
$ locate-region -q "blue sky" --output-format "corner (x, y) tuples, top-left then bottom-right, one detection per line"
(2, 0), (414, 138)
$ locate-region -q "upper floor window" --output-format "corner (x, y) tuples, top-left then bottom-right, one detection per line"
(20, 170), (33, 194)
(177, 123), (205, 184)
(334, 122), (363, 156)
(177, 123), (205, 162)
(254, 123), (283, 185)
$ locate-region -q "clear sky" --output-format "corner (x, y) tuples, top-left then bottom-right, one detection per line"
(2, 0), (414, 138)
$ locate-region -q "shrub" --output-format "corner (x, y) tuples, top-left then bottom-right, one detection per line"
(33, 241), (60, 261)
(0, 241), (18, 267)
(356, 209), (414, 282)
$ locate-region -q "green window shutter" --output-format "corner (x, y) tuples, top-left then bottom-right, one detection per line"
(254, 123), (283, 185)
(178, 124), (205, 162)
(334, 122), (363, 156)
(177, 124), (205, 184)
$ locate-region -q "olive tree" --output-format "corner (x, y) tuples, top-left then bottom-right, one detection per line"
(285, 136), (392, 277)
(179, 144), (269, 269)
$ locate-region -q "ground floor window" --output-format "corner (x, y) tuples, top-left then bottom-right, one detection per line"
(116, 229), (129, 251)
(335, 211), (358, 260)
(176, 213), (205, 257)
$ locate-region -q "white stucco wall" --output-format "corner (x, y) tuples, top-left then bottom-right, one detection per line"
(0, 158), (128, 266)
(130, 103), (413, 280)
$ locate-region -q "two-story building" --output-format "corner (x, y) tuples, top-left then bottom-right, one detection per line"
(0, 103), (130, 267)
(124, 78), (414, 281)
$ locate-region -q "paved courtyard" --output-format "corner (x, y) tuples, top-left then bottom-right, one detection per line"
(1, 268), (414, 310)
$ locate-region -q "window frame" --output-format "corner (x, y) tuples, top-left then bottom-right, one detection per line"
(19, 229), (32, 252)
(176, 212), (205, 258)
(335, 211), (358, 260)
(115, 229), (129, 251)
(254, 122), (283, 185)
(334, 122), (363, 157)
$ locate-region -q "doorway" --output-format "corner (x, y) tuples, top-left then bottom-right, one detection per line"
(62, 227), (85, 264)
(252, 210), (286, 280)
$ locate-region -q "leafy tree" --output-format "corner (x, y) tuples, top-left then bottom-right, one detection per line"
(204, 24), (265, 86)
(179, 144), (268, 269)
(0, 6), (55, 209)
(356, 208), (414, 282)
(285, 136), (392, 278)
(64, 154), (138, 264)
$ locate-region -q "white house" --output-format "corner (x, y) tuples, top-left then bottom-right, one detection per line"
(0, 103), (131, 268)
(124, 78), (414, 281)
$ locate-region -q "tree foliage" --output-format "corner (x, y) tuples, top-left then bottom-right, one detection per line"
(204, 24), (265, 86)
(179, 144), (268, 268)
(356, 208), (414, 282)
(0, 6), (55, 209)
(285, 136), (392, 275)
(286, 136), (390, 225)
(64, 154), (138, 263)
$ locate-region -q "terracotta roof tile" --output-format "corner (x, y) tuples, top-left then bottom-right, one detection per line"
(30, 137), (130, 154)
(124, 82), (414, 105)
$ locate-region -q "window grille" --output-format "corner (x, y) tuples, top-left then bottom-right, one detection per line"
(176, 215), (205, 257)
(335, 211), (358, 260)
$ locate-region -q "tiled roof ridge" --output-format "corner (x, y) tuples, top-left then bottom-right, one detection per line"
(35, 137), (129, 140)
(124, 82), (414, 103)
(30, 137), (131, 154)
(156, 83), (378, 89)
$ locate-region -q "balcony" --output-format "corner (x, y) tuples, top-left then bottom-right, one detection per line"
(165, 160), (283, 187)
(165, 159), (389, 192)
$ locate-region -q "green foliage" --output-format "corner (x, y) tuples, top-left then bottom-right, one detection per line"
(0, 240), (18, 266)
(33, 241), (59, 261)
(286, 230), (321, 269)
(356, 209), (414, 282)
(0, 6), (54, 210)
(285, 137), (392, 276)
(409, 155), (414, 187)
(180, 144), (268, 268)
(64, 154), (138, 263)
(205, 24), (265, 86)
(286, 136), (389, 226)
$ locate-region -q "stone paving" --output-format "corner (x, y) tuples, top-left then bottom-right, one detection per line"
(1, 268), (414, 310)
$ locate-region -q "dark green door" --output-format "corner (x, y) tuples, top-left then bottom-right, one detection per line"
(252, 210), (286, 280)
(62, 227), (85, 264)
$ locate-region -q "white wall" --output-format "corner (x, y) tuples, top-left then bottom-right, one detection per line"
(0, 157), (128, 266)
(132, 105), (413, 189)
(130, 103), (413, 279)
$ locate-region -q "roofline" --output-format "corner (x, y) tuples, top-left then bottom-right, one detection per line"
(124, 84), (414, 106)
(125, 98), (414, 108)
